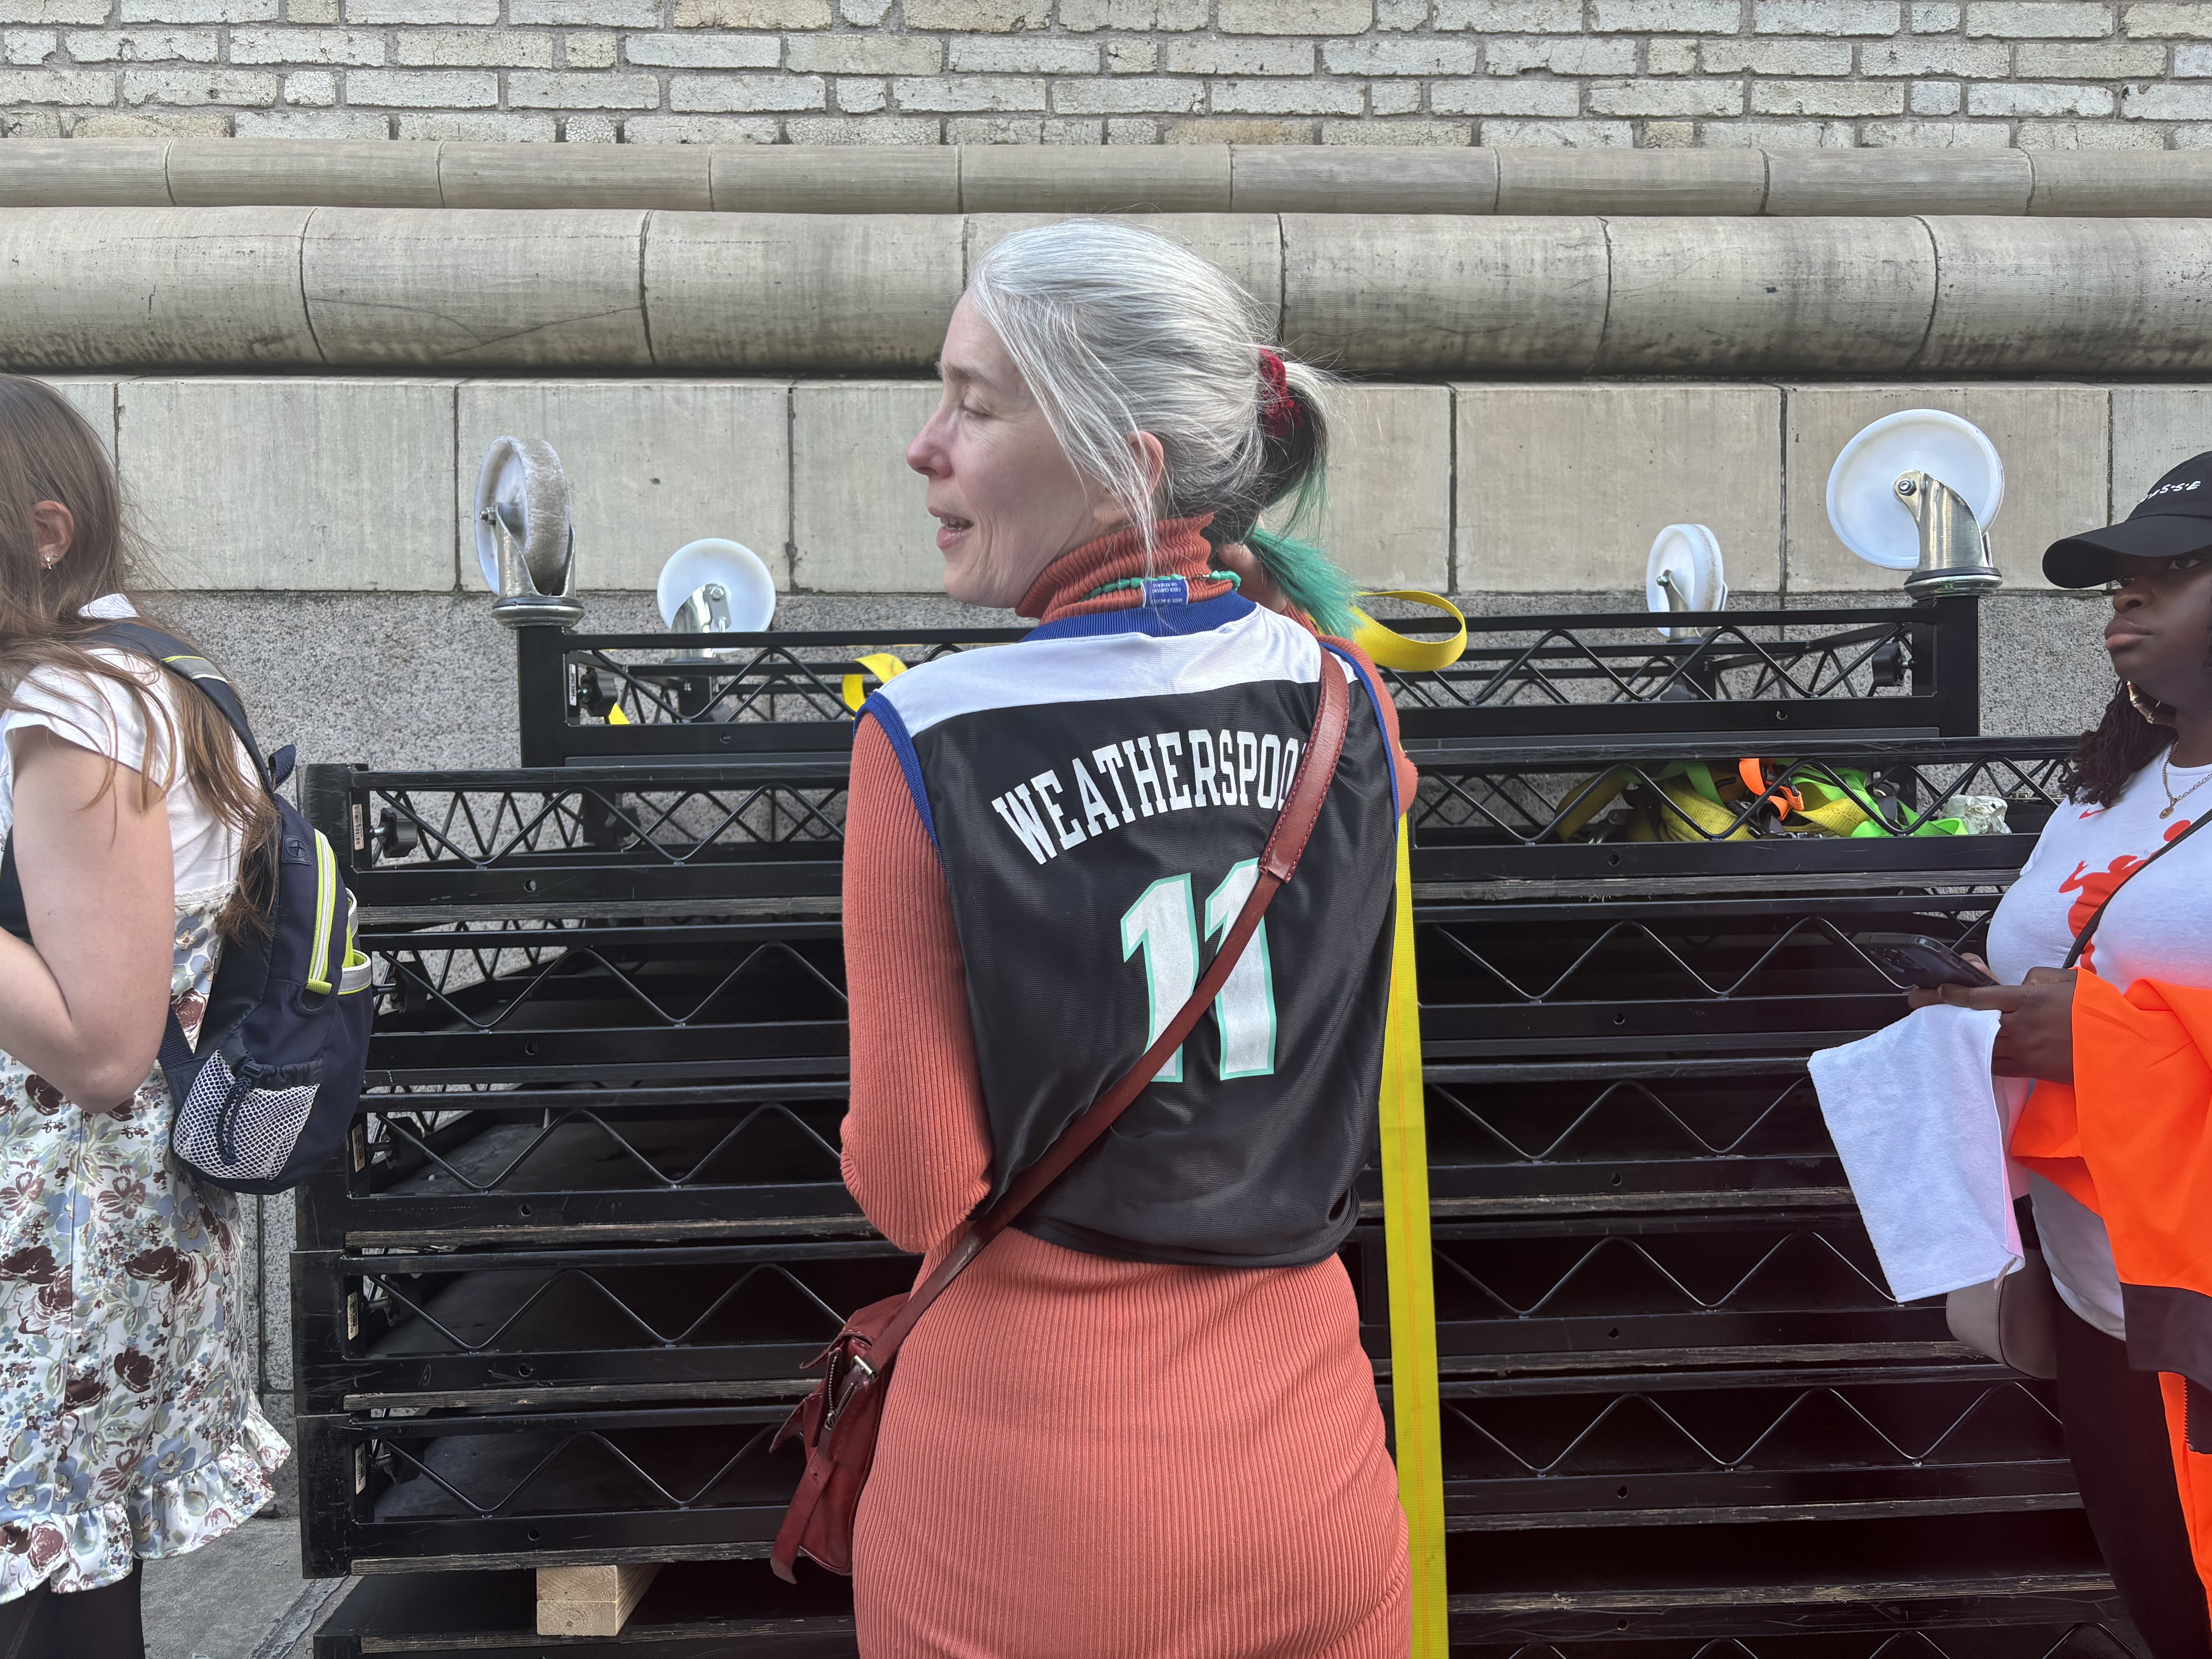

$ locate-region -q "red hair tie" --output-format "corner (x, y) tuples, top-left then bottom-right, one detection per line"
(1258, 349), (1304, 439)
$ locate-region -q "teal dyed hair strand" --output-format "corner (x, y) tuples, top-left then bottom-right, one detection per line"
(1246, 527), (1358, 640)
(1243, 459), (1358, 639)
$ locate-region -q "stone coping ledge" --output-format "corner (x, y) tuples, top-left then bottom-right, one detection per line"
(7, 139), (2212, 219)
(7, 207), (2212, 378)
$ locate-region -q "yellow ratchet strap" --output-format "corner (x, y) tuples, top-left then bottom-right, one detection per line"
(1352, 591), (1467, 675)
(1379, 821), (1448, 1655)
(841, 652), (909, 713)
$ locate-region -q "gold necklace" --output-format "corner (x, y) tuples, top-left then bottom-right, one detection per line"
(2160, 752), (2212, 819)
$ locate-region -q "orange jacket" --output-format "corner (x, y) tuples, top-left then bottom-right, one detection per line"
(2012, 974), (2212, 1602)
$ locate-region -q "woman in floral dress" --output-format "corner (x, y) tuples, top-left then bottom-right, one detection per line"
(0, 376), (287, 1655)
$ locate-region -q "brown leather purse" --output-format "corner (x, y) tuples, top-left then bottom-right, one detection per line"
(769, 658), (1354, 1582)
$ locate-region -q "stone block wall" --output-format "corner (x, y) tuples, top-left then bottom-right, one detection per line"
(7, 0), (2212, 148)
(38, 374), (2117, 601)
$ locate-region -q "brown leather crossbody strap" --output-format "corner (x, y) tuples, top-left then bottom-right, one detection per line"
(2062, 806), (2212, 970)
(861, 655), (1356, 1369)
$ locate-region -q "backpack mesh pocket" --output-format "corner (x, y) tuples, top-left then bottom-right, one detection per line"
(171, 1051), (320, 1185)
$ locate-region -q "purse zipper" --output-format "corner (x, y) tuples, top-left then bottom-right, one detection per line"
(820, 1350), (875, 1433)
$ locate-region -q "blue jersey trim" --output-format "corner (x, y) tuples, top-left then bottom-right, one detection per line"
(1024, 590), (1255, 644)
(858, 694), (939, 854)
(1322, 640), (1400, 821)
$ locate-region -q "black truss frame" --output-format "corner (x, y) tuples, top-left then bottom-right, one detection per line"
(310, 1562), (860, 1659)
(301, 876), (2012, 1250)
(302, 1055), (1869, 1252)
(297, 1401), (805, 1577)
(294, 1237), (914, 1412)
(305, 735), (2065, 920)
(298, 1081), (864, 1249)
(1427, 1361), (2072, 1529)
(331, 894), (2012, 1082)
(309, 1565), (2127, 1659)
(510, 602), (1980, 765)
(1444, 1507), (2123, 1643)
(298, 594), (2135, 1655)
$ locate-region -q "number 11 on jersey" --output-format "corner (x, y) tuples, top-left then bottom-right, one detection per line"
(1119, 859), (1278, 1084)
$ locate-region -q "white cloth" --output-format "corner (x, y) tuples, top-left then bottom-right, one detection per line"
(0, 596), (246, 903)
(1984, 753), (2212, 1339)
(1808, 1003), (2025, 1304)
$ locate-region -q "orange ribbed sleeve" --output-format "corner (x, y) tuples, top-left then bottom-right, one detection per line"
(837, 716), (992, 1257)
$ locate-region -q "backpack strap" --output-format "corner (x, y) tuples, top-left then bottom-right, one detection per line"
(85, 621), (276, 797)
(0, 622), (272, 944)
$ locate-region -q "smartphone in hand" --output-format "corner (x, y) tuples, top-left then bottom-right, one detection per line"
(1855, 932), (1998, 991)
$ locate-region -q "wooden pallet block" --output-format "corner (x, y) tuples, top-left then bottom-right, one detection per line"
(537, 1563), (663, 1637)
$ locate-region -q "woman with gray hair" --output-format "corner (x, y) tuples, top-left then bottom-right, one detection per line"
(826, 219), (1415, 1654)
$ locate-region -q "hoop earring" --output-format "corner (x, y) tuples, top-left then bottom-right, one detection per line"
(2127, 681), (2176, 726)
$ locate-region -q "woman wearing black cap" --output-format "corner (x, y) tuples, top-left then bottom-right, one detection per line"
(1915, 452), (2212, 1652)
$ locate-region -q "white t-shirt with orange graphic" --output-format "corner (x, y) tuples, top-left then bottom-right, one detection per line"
(1985, 753), (2212, 1339)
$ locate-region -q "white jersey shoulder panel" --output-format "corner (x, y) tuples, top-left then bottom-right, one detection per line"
(877, 606), (1336, 738)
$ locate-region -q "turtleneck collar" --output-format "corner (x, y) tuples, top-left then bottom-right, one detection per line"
(1016, 517), (1235, 624)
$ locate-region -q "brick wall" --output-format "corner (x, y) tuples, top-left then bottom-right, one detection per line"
(2, 0), (2210, 146)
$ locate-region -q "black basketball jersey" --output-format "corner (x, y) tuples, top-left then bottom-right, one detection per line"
(861, 583), (1401, 1269)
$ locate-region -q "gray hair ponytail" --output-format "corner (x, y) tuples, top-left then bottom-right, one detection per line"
(963, 218), (1333, 566)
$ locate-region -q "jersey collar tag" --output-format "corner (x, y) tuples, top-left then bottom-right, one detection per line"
(1141, 575), (1190, 609)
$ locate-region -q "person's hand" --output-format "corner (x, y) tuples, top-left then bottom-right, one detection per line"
(1214, 543), (1291, 616)
(1901, 950), (1989, 1011)
(1906, 965), (2077, 1082)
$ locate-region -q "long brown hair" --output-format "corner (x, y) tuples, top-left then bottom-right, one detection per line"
(0, 375), (274, 939)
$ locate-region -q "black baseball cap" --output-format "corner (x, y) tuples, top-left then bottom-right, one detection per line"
(2044, 451), (2212, 587)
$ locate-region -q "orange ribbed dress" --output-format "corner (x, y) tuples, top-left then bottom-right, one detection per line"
(837, 541), (1412, 1659)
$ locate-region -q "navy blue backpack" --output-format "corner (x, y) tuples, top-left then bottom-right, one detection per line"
(0, 622), (373, 1194)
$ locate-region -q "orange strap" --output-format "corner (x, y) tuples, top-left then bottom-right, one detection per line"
(1736, 757), (1802, 820)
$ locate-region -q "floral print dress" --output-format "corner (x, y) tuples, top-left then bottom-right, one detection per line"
(0, 886), (289, 1599)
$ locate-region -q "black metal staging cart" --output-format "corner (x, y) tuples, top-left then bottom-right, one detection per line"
(302, 598), (2134, 1659)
